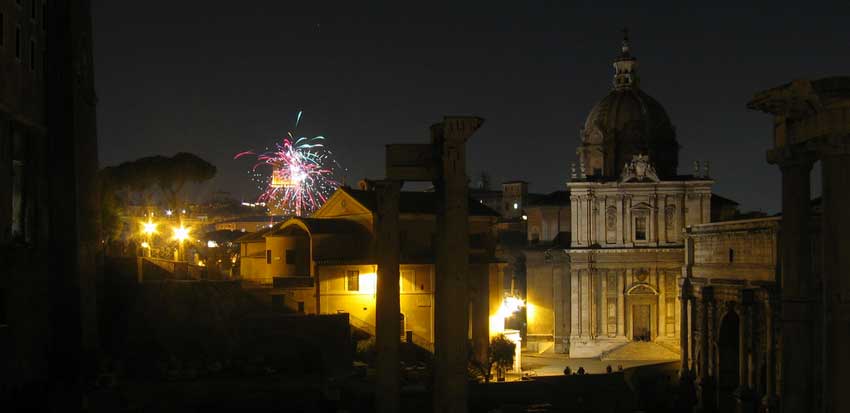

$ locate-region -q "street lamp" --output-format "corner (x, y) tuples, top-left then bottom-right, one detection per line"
(172, 225), (190, 261)
(140, 220), (157, 257)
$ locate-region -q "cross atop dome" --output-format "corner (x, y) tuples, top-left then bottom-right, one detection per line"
(613, 29), (639, 90)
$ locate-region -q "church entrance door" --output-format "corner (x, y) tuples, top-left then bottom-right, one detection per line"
(632, 304), (651, 341)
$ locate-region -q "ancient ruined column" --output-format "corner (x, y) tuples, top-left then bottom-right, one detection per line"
(374, 180), (401, 413)
(820, 151), (850, 413)
(432, 117), (481, 413)
(777, 158), (815, 413)
(737, 290), (754, 413)
(762, 289), (778, 412)
(679, 278), (691, 378)
(696, 287), (716, 413)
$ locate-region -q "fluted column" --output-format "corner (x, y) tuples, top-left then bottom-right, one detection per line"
(679, 278), (691, 377)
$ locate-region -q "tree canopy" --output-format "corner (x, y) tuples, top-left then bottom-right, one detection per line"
(100, 152), (217, 209)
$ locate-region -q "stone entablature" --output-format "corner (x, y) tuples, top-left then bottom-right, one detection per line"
(568, 179), (712, 248)
(685, 217), (780, 283)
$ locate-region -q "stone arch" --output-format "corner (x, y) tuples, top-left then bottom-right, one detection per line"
(717, 310), (740, 411)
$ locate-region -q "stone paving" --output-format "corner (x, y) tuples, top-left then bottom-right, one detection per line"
(520, 342), (679, 377)
(601, 341), (680, 361)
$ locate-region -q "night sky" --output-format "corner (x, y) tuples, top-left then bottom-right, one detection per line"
(92, 1), (850, 213)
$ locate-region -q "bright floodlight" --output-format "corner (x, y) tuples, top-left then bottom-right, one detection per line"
(141, 221), (157, 235)
(173, 226), (190, 242)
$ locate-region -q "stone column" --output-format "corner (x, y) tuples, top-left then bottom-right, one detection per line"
(432, 117), (478, 413)
(762, 289), (779, 412)
(678, 278), (697, 410)
(679, 278), (691, 378)
(820, 151), (850, 413)
(696, 287), (716, 413)
(776, 157), (815, 413)
(374, 180), (401, 413)
(736, 290), (755, 413)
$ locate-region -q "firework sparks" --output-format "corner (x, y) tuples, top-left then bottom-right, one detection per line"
(235, 111), (342, 216)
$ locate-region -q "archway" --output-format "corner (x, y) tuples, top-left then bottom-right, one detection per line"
(717, 311), (740, 411)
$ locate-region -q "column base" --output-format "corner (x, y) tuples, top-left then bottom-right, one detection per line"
(694, 376), (716, 413)
(676, 373), (697, 411)
(734, 387), (755, 413)
(761, 394), (779, 413)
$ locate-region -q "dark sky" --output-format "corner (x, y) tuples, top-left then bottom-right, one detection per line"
(92, 1), (850, 213)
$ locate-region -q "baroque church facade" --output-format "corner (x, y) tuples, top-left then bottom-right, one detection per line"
(528, 34), (718, 357)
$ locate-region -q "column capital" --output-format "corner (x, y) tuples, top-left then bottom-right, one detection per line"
(767, 144), (817, 170)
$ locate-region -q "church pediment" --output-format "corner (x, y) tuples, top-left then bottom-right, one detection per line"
(620, 154), (660, 183)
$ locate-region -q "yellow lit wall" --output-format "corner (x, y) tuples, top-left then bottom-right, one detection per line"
(318, 264), (435, 350)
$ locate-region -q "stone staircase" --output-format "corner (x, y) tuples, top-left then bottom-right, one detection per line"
(600, 341), (680, 361)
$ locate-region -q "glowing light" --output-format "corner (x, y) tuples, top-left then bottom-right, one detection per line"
(141, 220), (157, 235)
(181, 209), (186, 214)
(140, 241), (150, 249)
(235, 111), (343, 216)
(207, 240), (218, 248)
(172, 226), (190, 242)
(165, 209), (173, 216)
(358, 272), (377, 294)
(521, 214), (528, 221)
(491, 295), (525, 335)
(513, 203), (518, 209)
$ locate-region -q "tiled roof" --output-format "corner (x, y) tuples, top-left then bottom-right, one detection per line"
(341, 187), (500, 217)
(267, 217), (369, 236)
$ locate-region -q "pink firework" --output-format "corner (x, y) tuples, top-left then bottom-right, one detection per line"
(235, 111), (341, 216)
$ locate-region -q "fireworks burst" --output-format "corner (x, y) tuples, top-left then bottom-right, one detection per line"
(235, 111), (342, 216)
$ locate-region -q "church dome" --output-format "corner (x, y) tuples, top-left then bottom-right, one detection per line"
(577, 32), (679, 179)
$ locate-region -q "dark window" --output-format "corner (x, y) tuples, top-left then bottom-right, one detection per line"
(285, 249), (295, 264)
(29, 39), (35, 70)
(266, 250), (271, 264)
(31, 1), (36, 19)
(346, 270), (359, 291)
(15, 26), (20, 59)
(297, 301), (305, 313)
(729, 249), (734, 263)
(1, 13), (5, 47)
(271, 295), (283, 307)
(11, 131), (26, 241)
(635, 216), (647, 241)
(42, 3), (46, 29)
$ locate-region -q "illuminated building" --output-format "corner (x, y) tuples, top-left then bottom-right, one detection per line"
(236, 186), (505, 351)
